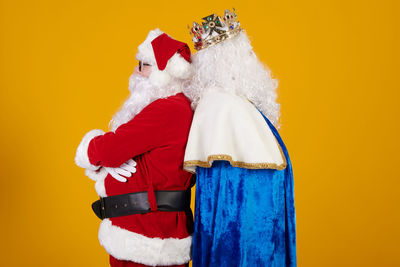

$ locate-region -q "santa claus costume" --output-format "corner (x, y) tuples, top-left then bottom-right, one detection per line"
(183, 10), (297, 266)
(75, 29), (194, 267)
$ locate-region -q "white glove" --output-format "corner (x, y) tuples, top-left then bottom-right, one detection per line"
(105, 159), (137, 182)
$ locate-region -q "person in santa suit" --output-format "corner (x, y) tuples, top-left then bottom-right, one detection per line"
(183, 10), (297, 266)
(75, 29), (194, 267)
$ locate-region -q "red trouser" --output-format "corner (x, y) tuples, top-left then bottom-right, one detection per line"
(109, 255), (188, 267)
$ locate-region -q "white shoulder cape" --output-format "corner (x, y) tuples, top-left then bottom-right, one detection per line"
(183, 89), (287, 173)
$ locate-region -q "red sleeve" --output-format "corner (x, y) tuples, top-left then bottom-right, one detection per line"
(87, 99), (170, 167)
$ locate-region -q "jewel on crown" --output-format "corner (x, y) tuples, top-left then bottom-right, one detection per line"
(189, 8), (242, 51)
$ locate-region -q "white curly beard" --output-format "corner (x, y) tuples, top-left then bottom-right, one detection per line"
(109, 73), (182, 132)
(183, 31), (280, 127)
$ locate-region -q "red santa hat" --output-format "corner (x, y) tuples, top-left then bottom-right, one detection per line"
(136, 29), (192, 87)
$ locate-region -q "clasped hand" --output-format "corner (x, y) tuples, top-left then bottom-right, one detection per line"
(104, 159), (137, 182)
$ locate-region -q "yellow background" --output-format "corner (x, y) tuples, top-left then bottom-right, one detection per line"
(0, 0), (399, 266)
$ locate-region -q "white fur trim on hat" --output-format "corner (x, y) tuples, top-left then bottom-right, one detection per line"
(165, 53), (192, 80)
(99, 219), (192, 266)
(75, 129), (105, 170)
(136, 28), (163, 65)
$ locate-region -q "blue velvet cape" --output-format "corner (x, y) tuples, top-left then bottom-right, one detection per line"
(192, 115), (296, 267)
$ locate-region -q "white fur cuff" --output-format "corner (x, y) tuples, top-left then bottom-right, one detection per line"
(85, 168), (107, 197)
(75, 129), (105, 170)
(99, 219), (192, 266)
(85, 167), (107, 182)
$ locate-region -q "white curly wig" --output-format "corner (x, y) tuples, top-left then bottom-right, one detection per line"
(183, 31), (280, 126)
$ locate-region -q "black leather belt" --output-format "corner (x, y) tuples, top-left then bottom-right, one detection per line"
(91, 190), (191, 220)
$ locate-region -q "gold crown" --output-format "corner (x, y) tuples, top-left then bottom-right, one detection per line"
(189, 8), (242, 51)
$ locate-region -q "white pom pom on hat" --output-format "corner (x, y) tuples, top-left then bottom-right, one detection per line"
(136, 29), (192, 87)
(149, 68), (171, 88)
(165, 53), (192, 80)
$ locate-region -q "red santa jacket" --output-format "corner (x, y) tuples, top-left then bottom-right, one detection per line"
(77, 93), (194, 266)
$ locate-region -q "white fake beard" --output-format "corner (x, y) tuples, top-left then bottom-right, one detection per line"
(183, 31), (280, 127)
(109, 73), (182, 132)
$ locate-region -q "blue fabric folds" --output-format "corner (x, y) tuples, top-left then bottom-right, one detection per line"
(192, 115), (296, 267)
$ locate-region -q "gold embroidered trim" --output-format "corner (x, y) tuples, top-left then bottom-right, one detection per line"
(275, 133), (288, 167)
(184, 154), (287, 171)
(183, 99), (288, 172)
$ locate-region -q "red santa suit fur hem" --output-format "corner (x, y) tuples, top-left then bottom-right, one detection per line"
(109, 255), (188, 267)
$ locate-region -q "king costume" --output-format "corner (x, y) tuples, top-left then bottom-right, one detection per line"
(183, 9), (297, 266)
(75, 29), (195, 267)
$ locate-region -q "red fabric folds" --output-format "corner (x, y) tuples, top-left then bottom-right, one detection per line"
(151, 33), (191, 70)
